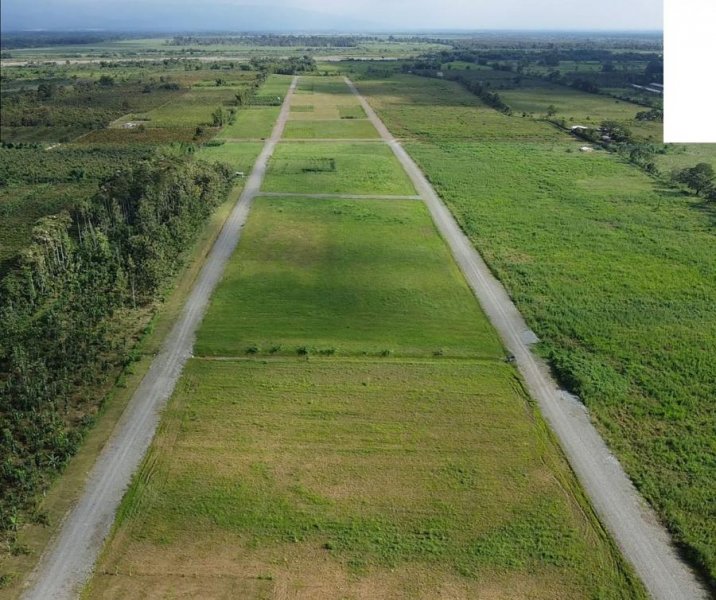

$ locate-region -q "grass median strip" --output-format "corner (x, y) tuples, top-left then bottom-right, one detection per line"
(195, 197), (501, 358)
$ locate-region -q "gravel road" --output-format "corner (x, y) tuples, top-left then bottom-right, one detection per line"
(20, 77), (298, 600)
(344, 76), (707, 600)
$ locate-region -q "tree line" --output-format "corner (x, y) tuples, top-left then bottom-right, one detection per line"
(168, 35), (366, 48)
(401, 63), (512, 115)
(0, 155), (232, 549)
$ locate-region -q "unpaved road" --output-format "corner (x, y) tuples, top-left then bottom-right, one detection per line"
(20, 76), (298, 600)
(345, 76), (707, 600)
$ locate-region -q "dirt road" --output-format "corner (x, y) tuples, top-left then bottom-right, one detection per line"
(20, 77), (298, 600)
(344, 76), (707, 600)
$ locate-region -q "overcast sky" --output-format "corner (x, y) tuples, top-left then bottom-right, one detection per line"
(281, 0), (663, 30)
(2, 0), (664, 31)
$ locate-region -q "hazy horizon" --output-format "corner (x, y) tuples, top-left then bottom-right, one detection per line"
(1, 0), (663, 33)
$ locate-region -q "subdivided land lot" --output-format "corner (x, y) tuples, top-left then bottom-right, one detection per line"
(87, 155), (644, 600)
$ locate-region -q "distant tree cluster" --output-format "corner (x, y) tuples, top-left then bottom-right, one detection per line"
(635, 108), (663, 122)
(672, 163), (716, 198)
(401, 60), (512, 115)
(0, 31), (126, 50)
(249, 55), (316, 75)
(450, 74), (512, 114)
(168, 35), (366, 48)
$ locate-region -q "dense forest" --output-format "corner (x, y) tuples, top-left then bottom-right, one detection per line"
(0, 31), (126, 50)
(0, 155), (232, 547)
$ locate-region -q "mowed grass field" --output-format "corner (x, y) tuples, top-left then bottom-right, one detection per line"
(218, 107), (280, 139)
(259, 74), (295, 98)
(86, 74), (645, 599)
(355, 72), (716, 584)
(284, 75), (379, 138)
(196, 142), (263, 174)
(263, 142), (415, 195)
(195, 198), (502, 358)
(87, 359), (644, 599)
(283, 119), (380, 139)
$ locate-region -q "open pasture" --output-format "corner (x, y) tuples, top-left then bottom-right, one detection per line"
(259, 74), (295, 98)
(87, 358), (645, 599)
(262, 142), (415, 195)
(355, 75), (563, 142)
(124, 88), (237, 127)
(195, 197), (499, 358)
(653, 143), (716, 172)
(498, 82), (663, 142)
(297, 77), (354, 95)
(283, 119), (379, 139)
(218, 106), (280, 139)
(290, 87), (365, 120)
(400, 138), (716, 583)
(196, 142), (264, 174)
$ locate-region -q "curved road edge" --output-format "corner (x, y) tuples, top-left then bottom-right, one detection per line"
(20, 76), (299, 600)
(344, 75), (707, 600)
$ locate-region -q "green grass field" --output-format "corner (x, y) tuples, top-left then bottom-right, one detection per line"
(259, 74), (295, 98)
(283, 119), (380, 139)
(86, 358), (644, 599)
(355, 70), (716, 587)
(196, 142), (264, 174)
(195, 198), (501, 358)
(263, 142), (415, 195)
(406, 138), (716, 583)
(297, 77), (354, 95)
(218, 107), (280, 139)
(355, 75), (563, 142)
(499, 82), (663, 142)
(654, 143), (716, 172)
(289, 76), (366, 120)
(338, 105), (367, 119)
(84, 73), (646, 598)
(135, 89), (237, 127)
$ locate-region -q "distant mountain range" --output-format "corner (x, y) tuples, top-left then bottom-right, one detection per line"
(0, 1), (374, 32)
